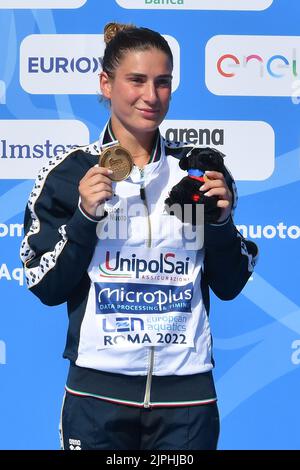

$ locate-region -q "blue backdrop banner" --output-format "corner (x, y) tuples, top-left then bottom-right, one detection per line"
(0, 0), (299, 450)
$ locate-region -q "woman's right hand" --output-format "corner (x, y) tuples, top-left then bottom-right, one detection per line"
(79, 166), (114, 217)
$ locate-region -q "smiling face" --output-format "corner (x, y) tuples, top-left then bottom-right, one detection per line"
(100, 48), (173, 139)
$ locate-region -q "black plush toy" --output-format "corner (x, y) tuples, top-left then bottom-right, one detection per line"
(165, 147), (226, 225)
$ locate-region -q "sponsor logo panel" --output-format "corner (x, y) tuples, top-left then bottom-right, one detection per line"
(115, 0), (273, 11)
(20, 34), (180, 94)
(92, 247), (197, 348)
(206, 35), (299, 96)
(160, 119), (274, 180)
(95, 281), (193, 314)
(94, 281), (193, 349)
(96, 248), (194, 282)
(0, 120), (89, 179)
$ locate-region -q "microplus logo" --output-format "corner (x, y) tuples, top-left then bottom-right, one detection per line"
(95, 282), (193, 314)
(0, 0), (86, 8)
(0, 120), (89, 179)
(20, 34), (180, 95)
(116, 0), (273, 11)
(206, 36), (300, 97)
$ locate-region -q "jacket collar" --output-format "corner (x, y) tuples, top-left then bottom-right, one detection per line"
(98, 120), (166, 183)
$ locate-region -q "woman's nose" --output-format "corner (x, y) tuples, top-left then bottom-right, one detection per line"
(143, 81), (158, 103)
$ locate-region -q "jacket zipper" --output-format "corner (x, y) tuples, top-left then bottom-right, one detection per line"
(139, 168), (154, 408)
(139, 168), (151, 249)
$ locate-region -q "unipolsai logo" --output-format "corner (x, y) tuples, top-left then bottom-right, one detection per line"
(115, 0), (273, 11)
(206, 36), (300, 97)
(20, 34), (180, 94)
(99, 251), (190, 279)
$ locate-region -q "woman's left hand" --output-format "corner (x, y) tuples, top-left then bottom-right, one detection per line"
(200, 170), (233, 223)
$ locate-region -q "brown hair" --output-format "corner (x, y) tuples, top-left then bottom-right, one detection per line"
(101, 22), (173, 78)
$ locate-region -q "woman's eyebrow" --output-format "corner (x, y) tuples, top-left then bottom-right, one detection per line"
(125, 73), (173, 78)
(125, 73), (147, 78)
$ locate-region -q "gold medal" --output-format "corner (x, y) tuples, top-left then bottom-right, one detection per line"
(99, 145), (133, 182)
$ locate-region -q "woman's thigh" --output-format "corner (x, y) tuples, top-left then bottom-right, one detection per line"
(140, 402), (220, 450)
(60, 392), (141, 450)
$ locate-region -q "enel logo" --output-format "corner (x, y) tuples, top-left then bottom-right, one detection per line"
(217, 49), (298, 78)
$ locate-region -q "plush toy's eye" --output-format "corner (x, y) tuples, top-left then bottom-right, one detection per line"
(192, 194), (200, 202)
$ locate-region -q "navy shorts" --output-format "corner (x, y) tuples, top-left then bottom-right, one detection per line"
(59, 391), (220, 450)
